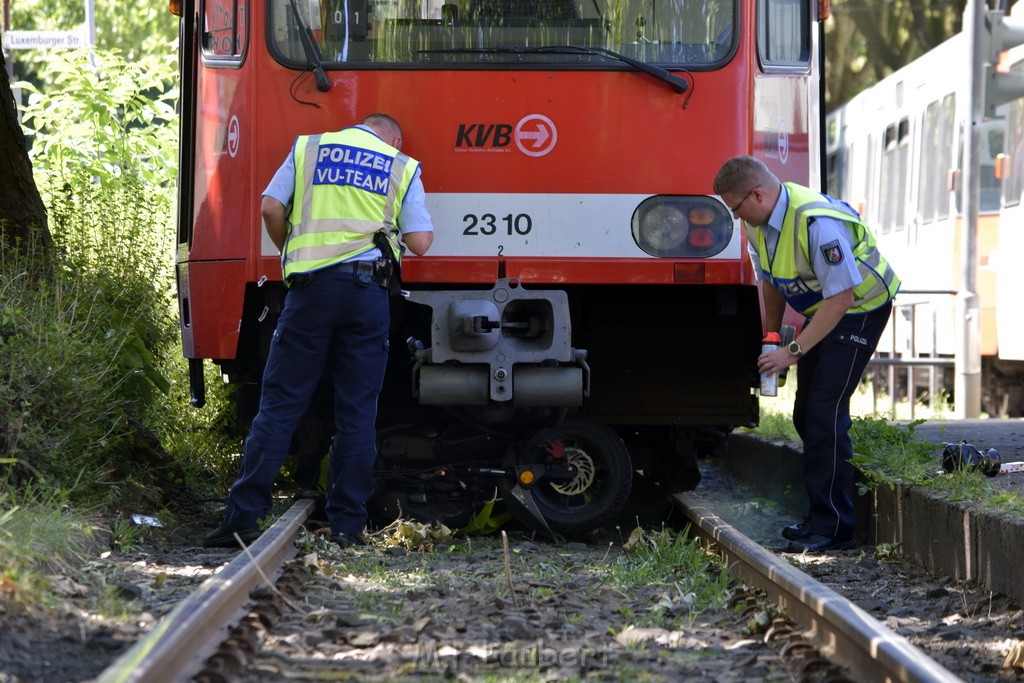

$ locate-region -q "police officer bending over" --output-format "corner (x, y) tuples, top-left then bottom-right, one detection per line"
(713, 155), (899, 553)
(204, 113), (434, 549)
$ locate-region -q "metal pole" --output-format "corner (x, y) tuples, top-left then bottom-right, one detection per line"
(84, 0), (95, 46)
(957, 0), (984, 418)
(909, 306), (917, 419)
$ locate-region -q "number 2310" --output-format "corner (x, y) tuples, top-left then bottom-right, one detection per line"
(462, 213), (533, 236)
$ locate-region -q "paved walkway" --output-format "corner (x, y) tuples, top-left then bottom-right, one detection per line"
(898, 418), (1024, 463)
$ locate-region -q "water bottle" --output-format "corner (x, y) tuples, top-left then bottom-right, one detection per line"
(760, 332), (781, 397)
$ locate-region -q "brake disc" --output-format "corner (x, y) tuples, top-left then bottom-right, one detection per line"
(551, 446), (596, 495)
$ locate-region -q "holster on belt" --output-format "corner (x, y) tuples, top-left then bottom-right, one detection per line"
(372, 230), (403, 296)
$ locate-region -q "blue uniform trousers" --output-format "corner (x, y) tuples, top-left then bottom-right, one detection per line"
(793, 301), (892, 541)
(224, 264), (389, 535)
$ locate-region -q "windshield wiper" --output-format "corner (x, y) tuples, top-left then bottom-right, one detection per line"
(415, 45), (688, 93)
(288, 0), (332, 92)
(537, 46), (688, 93)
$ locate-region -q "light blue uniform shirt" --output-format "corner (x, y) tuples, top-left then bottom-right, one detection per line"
(263, 125), (434, 261)
(748, 185), (863, 299)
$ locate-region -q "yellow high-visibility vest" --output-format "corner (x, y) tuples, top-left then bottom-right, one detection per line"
(283, 127), (420, 280)
(748, 183), (900, 315)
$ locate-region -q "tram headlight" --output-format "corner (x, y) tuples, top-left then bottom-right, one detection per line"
(631, 197), (733, 258)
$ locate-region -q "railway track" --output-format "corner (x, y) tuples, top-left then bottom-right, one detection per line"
(673, 492), (961, 683)
(94, 500), (316, 683)
(89, 489), (971, 682)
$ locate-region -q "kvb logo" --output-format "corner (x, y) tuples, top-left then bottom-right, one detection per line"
(454, 114), (558, 157)
(455, 123), (513, 152)
(514, 115), (557, 157)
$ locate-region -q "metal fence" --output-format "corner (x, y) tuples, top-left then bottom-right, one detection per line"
(865, 291), (956, 419)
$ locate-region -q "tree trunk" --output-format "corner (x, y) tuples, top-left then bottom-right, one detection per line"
(0, 50), (51, 252)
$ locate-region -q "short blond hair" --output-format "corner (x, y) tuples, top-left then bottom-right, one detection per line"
(713, 156), (776, 195)
(363, 113), (402, 140)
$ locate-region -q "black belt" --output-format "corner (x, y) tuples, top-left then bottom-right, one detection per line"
(327, 260), (374, 274)
(287, 259), (379, 288)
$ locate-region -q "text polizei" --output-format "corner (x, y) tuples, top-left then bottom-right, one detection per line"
(313, 144), (392, 196)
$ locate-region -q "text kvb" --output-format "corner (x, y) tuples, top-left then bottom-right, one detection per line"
(455, 123), (513, 148)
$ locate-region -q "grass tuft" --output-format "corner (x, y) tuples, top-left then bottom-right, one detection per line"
(608, 526), (732, 627)
(0, 482), (95, 604)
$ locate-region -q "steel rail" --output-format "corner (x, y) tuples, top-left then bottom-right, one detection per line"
(95, 499), (314, 683)
(674, 492), (961, 683)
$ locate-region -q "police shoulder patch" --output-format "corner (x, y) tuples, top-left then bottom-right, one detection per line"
(820, 240), (844, 265)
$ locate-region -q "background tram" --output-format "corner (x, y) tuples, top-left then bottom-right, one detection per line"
(826, 30), (1024, 417)
(992, 36), (1024, 416)
(173, 0), (826, 534)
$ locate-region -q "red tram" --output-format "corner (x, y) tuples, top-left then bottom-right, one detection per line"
(172, 0), (825, 534)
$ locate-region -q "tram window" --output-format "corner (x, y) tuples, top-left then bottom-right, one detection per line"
(865, 133), (878, 225)
(845, 141), (857, 203)
(919, 94), (954, 225)
(895, 118), (909, 230)
(980, 122), (1004, 212)
(825, 114), (842, 197)
(919, 101), (940, 224)
(879, 118), (909, 234)
(955, 118), (1005, 214)
(203, 0), (249, 61)
(880, 125), (895, 234)
(266, 0), (736, 66)
(1002, 60), (1024, 208)
(826, 151), (841, 197)
(937, 94), (954, 220)
(757, 0), (810, 69)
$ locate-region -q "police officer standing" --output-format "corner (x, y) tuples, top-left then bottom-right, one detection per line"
(713, 155), (899, 552)
(204, 113), (434, 549)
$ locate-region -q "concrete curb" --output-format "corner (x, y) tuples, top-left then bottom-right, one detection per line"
(726, 433), (1024, 607)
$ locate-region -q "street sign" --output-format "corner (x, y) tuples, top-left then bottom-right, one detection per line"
(2, 30), (87, 50)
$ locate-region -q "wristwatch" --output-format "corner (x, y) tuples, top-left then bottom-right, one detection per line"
(788, 341), (803, 357)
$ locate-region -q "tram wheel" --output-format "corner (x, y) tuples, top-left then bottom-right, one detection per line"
(502, 418), (633, 537)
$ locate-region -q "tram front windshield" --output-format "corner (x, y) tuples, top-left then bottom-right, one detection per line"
(265, 0), (734, 67)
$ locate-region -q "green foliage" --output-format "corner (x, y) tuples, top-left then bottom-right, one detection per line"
(745, 378), (800, 442)
(850, 417), (936, 492)
(150, 360), (243, 492)
(982, 490), (1024, 517)
(930, 466), (991, 504)
(925, 455), (1024, 517)
(848, 418), (1024, 519)
(0, 7), (253, 607)
(107, 514), (141, 553)
(0, 239), (152, 499)
(748, 409), (800, 443)
(754, 406), (1024, 516)
(10, 0), (178, 88)
(0, 48), (181, 505)
(18, 48), (179, 194)
(825, 0), (965, 109)
(10, 43), (243, 506)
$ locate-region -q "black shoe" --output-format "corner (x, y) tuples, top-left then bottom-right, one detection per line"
(786, 534), (856, 553)
(203, 523), (261, 548)
(330, 532), (367, 549)
(782, 521), (812, 541)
